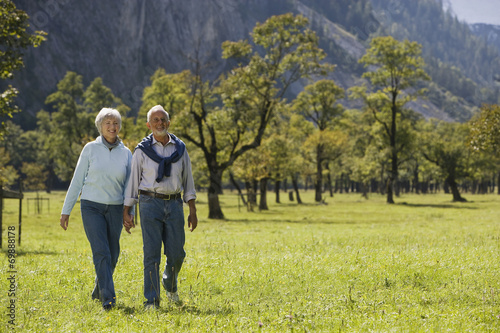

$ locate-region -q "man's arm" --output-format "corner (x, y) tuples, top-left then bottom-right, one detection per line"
(123, 205), (135, 234)
(187, 199), (197, 232)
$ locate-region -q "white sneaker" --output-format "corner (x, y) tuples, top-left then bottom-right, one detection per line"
(167, 291), (180, 303)
(144, 302), (158, 310)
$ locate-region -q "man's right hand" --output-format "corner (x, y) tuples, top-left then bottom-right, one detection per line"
(123, 207), (135, 234)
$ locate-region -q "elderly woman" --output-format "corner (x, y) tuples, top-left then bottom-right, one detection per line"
(60, 108), (132, 310)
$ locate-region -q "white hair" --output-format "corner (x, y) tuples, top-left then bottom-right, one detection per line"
(147, 105), (170, 122)
(95, 108), (122, 134)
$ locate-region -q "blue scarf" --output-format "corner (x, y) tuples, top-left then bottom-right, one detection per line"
(136, 133), (185, 183)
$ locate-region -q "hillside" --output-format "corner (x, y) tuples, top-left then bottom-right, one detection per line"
(7, 0), (498, 129)
(470, 23), (500, 53)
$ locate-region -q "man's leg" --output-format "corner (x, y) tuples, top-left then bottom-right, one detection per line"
(140, 195), (164, 305)
(162, 198), (186, 294)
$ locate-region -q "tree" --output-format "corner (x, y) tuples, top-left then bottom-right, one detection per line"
(0, 147), (17, 187)
(293, 79), (345, 202)
(21, 162), (47, 192)
(468, 104), (500, 194)
(0, 0), (45, 138)
(420, 120), (469, 202)
(145, 14), (332, 219)
(468, 104), (500, 157)
(350, 36), (429, 203)
(1, 122), (52, 191)
(232, 148), (268, 211)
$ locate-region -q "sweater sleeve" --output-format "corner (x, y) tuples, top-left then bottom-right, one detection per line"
(61, 145), (91, 215)
(122, 147), (134, 214)
(122, 147), (133, 199)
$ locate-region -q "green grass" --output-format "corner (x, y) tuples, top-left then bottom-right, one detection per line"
(1, 191), (500, 332)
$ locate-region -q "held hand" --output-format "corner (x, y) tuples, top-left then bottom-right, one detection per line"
(60, 214), (69, 230)
(188, 212), (198, 232)
(123, 211), (135, 234)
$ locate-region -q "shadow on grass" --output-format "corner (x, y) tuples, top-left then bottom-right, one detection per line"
(225, 217), (362, 224)
(115, 304), (137, 315)
(397, 202), (478, 209)
(115, 303), (233, 316)
(222, 202), (320, 210)
(1, 249), (58, 256)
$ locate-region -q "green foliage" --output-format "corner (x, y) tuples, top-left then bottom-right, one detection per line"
(84, 77), (119, 114)
(468, 104), (500, 157)
(0, 0), (46, 137)
(360, 36), (429, 92)
(0, 121), (50, 188)
(343, 109), (387, 190)
(139, 69), (191, 122)
(2, 191), (500, 331)
(21, 162), (47, 191)
(0, 146), (17, 186)
(294, 79), (344, 131)
(420, 120), (470, 201)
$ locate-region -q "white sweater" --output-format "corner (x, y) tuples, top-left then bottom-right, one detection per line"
(61, 136), (132, 215)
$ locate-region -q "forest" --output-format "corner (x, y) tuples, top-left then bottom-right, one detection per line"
(1, 0), (499, 220)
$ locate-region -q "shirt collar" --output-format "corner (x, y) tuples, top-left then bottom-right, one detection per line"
(152, 133), (172, 146)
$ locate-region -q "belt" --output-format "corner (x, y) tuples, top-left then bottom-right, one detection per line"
(139, 190), (181, 200)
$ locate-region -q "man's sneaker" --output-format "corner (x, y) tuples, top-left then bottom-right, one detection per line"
(144, 301), (159, 310)
(167, 291), (180, 303)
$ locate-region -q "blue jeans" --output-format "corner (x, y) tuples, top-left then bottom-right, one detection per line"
(139, 194), (186, 304)
(80, 199), (123, 307)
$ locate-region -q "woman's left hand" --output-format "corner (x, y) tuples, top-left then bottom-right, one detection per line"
(60, 214), (69, 230)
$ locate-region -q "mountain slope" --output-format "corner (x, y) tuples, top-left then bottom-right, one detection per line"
(7, 0), (488, 128)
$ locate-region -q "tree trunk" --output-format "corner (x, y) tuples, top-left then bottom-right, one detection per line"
(446, 176), (467, 202)
(259, 178), (269, 210)
(498, 170), (500, 195)
(413, 163), (420, 194)
(379, 165), (385, 195)
(275, 178), (281, 204)
(315, 145), (323, 202)
(387, 96), (398, 204)
(338, 174), (344, 193)
(245, 181), (256, 210)
(325, 164), (333, 197)
(362, 182), (368, 199)
(292, 174), (302, 204)
(386, 177), (394, 204)
(229, 172), (246, 206)
(208, 169), (224, 219)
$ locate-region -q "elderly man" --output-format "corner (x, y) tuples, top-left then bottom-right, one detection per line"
(123, 105), (197, 309)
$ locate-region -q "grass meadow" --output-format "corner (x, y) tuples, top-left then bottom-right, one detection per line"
(1, 190), (500, 332)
